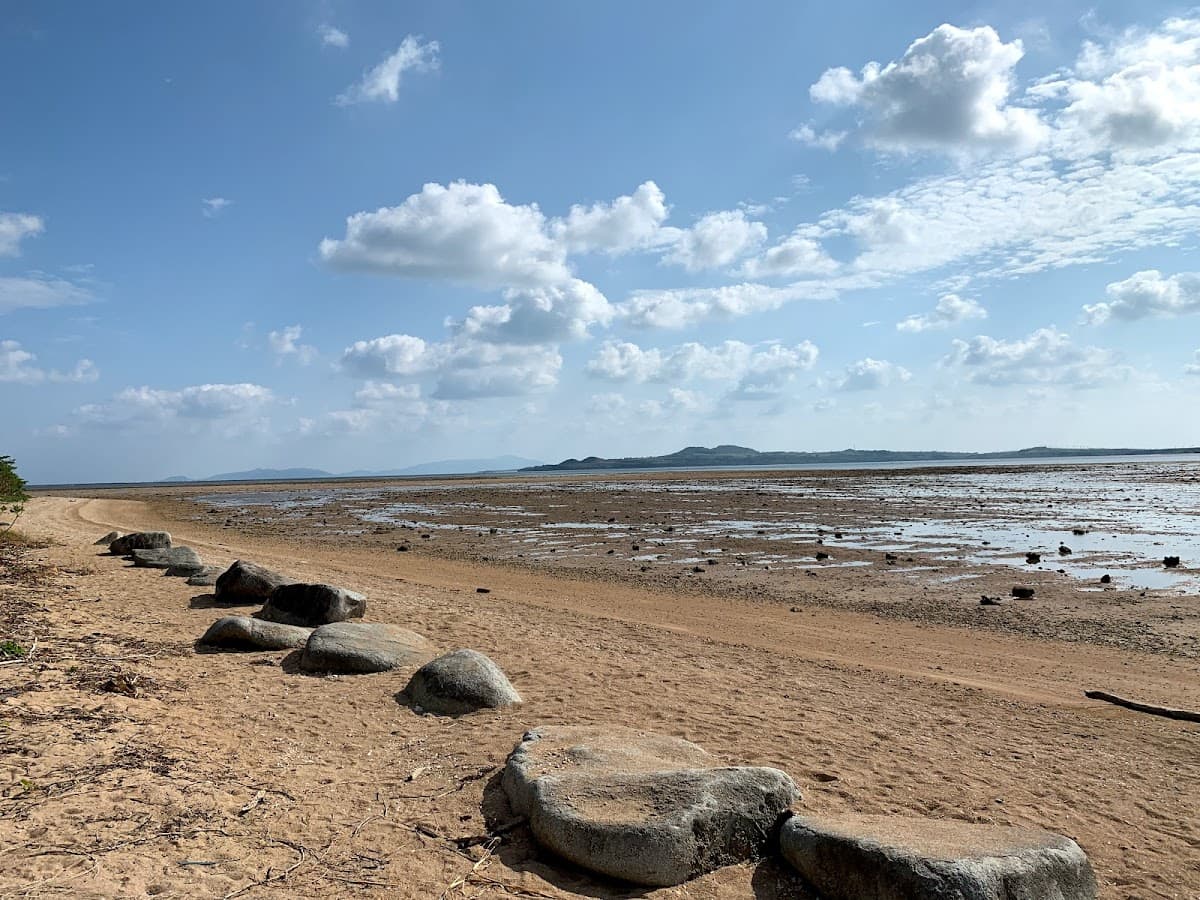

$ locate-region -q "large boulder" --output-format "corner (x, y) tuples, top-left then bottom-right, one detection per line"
(299, 622), (434, 674)
(502, 725), (798, 887)
(260, 582), (366, 627)
(93, 531), (121, 546)
(779, 812), (1097, 900)
(130, 546), (204, 575)
(109, 532), (172, 555)
(186, 567), (221, 587)
(199, 615), (313, 651)
(403, 649), (521, 715)
(214, 560), (293, 604)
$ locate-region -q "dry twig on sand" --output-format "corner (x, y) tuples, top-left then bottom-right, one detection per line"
(1084, 689), (1200, 723)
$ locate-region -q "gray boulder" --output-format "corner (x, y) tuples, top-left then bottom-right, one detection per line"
(131, 546), (204, 575)
(94, 531), (121, 546)
(260, 582), (366, 627)
(199, 615), (313, 651)
(109, 531), (172, 555)
(779, 812), (1097, 900)
(403, 649), (521, 714)
(186, 567), (221, 587)
(214, 560), (293, 604)
(502, 725), (798, 887)
(299, 622), (434, 674)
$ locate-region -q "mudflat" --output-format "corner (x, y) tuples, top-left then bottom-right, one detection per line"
(3, 465), (1199, 898)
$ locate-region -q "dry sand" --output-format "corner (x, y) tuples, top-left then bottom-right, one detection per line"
(1, 489), (1198, 898)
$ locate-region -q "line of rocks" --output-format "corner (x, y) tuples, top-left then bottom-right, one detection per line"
(100, 530), (1098, 897)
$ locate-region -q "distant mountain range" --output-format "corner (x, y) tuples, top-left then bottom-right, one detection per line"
(167, 455), (544, 483)
(520, 444), (1200, 472)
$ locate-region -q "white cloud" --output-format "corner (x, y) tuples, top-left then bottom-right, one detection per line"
(788, 123), (847, 151)
(267, 324), (317, 364)
(586, 339), (818, 394)
(201, 197), (231, 218)
(943, 327), (1124, 387)
(336, 36), (439, 105)
(0, 213), (43, 256)
(837, 358), (912, 391)
(552, 181), (673, 254)
(897, 293), (987, 332)
(77, 383), (274, 426)
(353, 381), (422, 406)
(319, 24), (349, 48)
(0, 274), (93, 315)
(319, 181), (570, 288)
(662, 210), (766, 271)
(740, 229), (839, 278)
(1082, 269), (1200, 324)
(339, 333), (560, 399)
(453, 278), (612, 344)
(619, 280), (837, 329)
(1186, 350), (1200, 376)
(811, 24), (1046, 154)
(0, 340), (96, 384)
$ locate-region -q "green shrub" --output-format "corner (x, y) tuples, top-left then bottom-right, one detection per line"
(0, 455), (29, 535)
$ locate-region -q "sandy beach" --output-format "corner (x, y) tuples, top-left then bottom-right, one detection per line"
(3, 467), (1199, 898)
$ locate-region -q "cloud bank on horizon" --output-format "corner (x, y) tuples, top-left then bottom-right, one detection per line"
(3, 4), (1200, 482)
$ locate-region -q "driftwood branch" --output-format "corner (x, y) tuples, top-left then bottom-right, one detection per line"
(1084, 690), (1200, 723)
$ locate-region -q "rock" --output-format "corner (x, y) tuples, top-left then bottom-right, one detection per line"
(502, 725), (799, 887)
(299, 622), (433, 673)
(779, 812), (1097, 900)
(214, 560), (293, 604)
(979, 596), (1001, 606)
(1072, 527), (1088, 535)
(815, 552), (830, 561)
(1011, 586), (1036, 599)
(1025, 552), (1041, 564)
(130, 546), (204, 574)
(1164, 556), (1182, 569)
(93, 530), (121, 546)
(260, 583), (366, 627)
(1100, 574), (1112, 585)
(199, 615), (312, 650)
(186, 567), (221, 587)
(109, 531), (172, 555)
(403, 649), (521, 715)
(1059, 545), (1073, 555)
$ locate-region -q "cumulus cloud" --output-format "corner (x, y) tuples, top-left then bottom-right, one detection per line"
(336, 36), (439, 105)
(662, 210), (766, 271)
(897, 294), (987, 332)
(267, 324), (317, 364)
(811, 24), (1045, 154)
(77, 383), (274, 426)
(0, 213), (43, 256)
(943, 327), (1124, 387)
(740, 230), (839, 278)
(319, 24), (349, 48)
(586, 339), (818, 393)
(619, 280), (837, 329)
(453, 279), (612, 344)
(552, 181), (673, 254)
(1082, 270), (1200, 324)
(0, 339), (98, 384)
(788, 123), (847, 151)
(319, 181), (570, 288)
(836, 358), (912, 391)
(0, 274), (93, 315)
(201, 197), (231, 218)
(340, 334), (437, 379)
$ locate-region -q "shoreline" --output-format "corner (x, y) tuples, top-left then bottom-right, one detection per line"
(1, 495), (1198, 897)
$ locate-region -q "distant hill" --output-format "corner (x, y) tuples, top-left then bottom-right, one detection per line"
(521, 444), (1200, 473)
(204, 467), (336, 482)
(166, 455), (545, 483)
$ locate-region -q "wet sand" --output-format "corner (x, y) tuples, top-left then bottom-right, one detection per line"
(3, 466), (1199, 898)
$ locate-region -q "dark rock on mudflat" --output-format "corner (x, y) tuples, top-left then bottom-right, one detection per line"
(186, 567), (221, 587)
(1100, 573), (1112, 585)
(299, 622), (433, 673)
(1164, 555), (1182, 568)
(403, 649), (520, 715)
(94, 531), (121, 546)
(109, 531), (172, 555)
(131, 546), (203, 574)
(1011, 586), (1035, 599)
(502, 725), (799, 887)
(979, 596), (1001, 606)
(260, 582), (366, 627)
(1059, 544), (1073, 555)
(1025, 552), (1041, 564)
(199, 615), (312, 650)
(779, 812), (1096, 900)
(214, 560), (293, 604)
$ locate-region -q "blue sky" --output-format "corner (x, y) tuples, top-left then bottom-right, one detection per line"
(3, 1), (1200, 483)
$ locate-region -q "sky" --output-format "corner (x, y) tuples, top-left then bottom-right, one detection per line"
(4, 1), (1200, 483)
